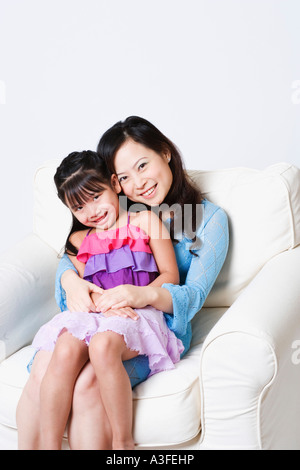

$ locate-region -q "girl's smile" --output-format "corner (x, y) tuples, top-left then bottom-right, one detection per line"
(67, 184), (120, 231)
(91, 211), (109, 225)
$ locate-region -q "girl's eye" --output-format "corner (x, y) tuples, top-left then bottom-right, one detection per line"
(119, 176), (127, 183)
(76, 206), (83, 212)
(91, 192), (102, 201)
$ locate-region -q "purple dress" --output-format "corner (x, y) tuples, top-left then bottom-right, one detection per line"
(32, 215), (183, 376)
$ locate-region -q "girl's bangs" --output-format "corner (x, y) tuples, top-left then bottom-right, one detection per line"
(63, 173), (106, 209)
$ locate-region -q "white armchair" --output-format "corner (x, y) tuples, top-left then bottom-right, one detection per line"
(0, 161), (299, 450)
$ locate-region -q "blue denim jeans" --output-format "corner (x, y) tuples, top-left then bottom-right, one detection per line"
(123, 355), (151, 388)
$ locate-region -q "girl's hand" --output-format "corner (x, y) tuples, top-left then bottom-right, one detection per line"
(90, 292), (139, 320)
(102, 307), (139, 321)
(62, 272), (104, 312)
(94, 285), (149, 313)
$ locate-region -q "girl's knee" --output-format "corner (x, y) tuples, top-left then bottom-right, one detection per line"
(55, 332), (85, 360)
(50, 332), (88, 375)
(89, 332), (125, 366)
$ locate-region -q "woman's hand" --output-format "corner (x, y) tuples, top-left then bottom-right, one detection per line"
(91, 292), (138, 320)
(93, 285), (150, 313)
(61, 270), (103, 312)
(102, 307), (139, 321)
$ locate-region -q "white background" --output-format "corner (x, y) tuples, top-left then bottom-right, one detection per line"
(0, 0), (300, 253)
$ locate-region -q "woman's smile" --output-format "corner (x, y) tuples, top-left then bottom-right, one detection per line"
(114, 139), (173, 207)
(139, 184), (157, 199)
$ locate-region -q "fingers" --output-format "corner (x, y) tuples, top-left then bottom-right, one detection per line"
(87, 282), (104, 295)
(66, 280), (103, 313)
(67, 297), (96, 313)
(95, 297), (129, 313)
(93, 286), (129, 313)
(102, 307), (139, 321)
(121, 307), (139, 320)
(110, 300), (128, 310)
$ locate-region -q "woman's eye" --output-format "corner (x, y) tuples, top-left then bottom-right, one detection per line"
(119, 176), (127, 183)
(138, 162), (147, 170)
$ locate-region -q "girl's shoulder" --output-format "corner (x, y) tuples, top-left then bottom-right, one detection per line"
(128, 210), (150, 235)
(69, 229), (90, 250)
(130, 210), (169, 241)
(130, 209), (159, 227)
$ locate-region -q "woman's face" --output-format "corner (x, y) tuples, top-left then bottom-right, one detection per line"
(113, 139), (173, 207)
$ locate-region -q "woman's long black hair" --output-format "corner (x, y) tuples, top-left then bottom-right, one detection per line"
(54, 150), (112, 256)
(97, 116), (203, 249)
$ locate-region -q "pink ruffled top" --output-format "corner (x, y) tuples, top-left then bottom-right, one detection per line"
(76, 216), (158, 289)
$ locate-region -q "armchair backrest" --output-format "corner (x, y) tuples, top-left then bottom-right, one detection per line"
(33, 161), (300, 307)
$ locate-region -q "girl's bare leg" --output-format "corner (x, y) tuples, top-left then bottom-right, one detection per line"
(16, 351), (52, 449)
(69, 361), (112, 449)
(39, 332), (89, 450)
(89, 332), (138, 450)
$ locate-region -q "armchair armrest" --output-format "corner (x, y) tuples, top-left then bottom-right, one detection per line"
(0, 234), (59, 362)
(199, 245), (300, 450)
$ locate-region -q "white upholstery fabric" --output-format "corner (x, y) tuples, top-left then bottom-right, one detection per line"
(0, 234), (59, 361)
(190, 163), (300, 306)
(200, 246), (300, 450)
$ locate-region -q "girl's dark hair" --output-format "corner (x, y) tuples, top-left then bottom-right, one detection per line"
(54, 150), (111, 256)
(97, 116), (203, 249)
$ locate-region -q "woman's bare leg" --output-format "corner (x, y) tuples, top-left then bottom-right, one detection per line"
(39, 332), (89, 449)
(89, 332), (138, 450)
(16, 350), (52, 449)
(69, 361), (112, 449)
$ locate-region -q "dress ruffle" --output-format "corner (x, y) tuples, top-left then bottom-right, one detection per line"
(77, 225), (152, 263)
(32, 307), (184, 376)
(84, 268), (158, 290)
(84, 245), (158, 277)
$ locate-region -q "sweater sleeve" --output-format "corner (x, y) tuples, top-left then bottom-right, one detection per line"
(55, 253), (78, 312)
(162, 205), (229, 338)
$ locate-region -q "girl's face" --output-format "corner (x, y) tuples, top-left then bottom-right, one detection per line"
(113, 139), (173, 207)
(67, 183), (120, 231)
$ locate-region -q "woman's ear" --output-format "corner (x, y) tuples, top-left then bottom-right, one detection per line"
(163, 149), (171, 163)
(111, 174), (122, 193)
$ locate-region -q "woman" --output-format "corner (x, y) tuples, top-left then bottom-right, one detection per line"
(19, 116), (229, 449)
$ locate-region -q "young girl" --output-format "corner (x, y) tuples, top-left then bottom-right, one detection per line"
(23, 150), (183, 450)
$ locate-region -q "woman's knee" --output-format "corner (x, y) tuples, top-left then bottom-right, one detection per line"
(72, 362), (99, 408)
(25, 351), (52, 402)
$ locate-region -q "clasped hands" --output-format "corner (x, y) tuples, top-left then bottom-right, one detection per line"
(66, 278), (149, 321)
